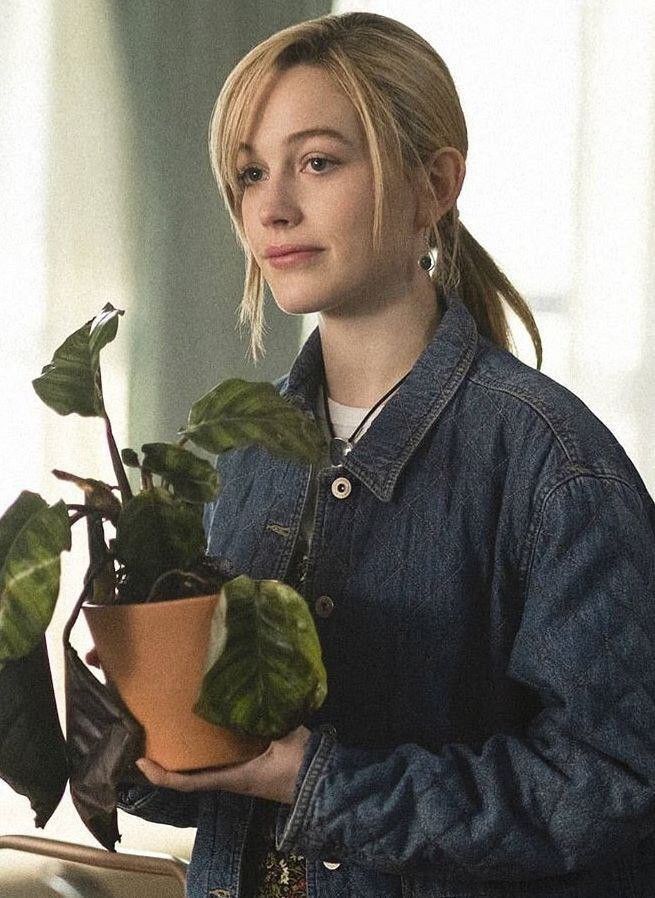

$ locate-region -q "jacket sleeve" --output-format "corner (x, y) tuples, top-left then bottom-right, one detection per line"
(275, 473), (655, 879)
(116, 783), (200, 828)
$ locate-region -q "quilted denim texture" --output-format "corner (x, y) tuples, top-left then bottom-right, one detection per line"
(125, 290), (655, 897)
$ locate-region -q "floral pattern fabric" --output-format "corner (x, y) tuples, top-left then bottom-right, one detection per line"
(249, 802), (307, 898)
(253, 846), (307, 897)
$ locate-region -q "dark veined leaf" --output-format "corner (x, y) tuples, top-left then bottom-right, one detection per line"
(52, 469), (121, 523)
(0, 491), (45, 564)
(113, 488), (206, 599)
(179, 379), (329, 467)
(0, 494), (72, 667)
(32, 303), (124, 417)
(0, 638), (68, 828)
(121, 448), (140, 468)
(194, 575), (327, 739)
(141, 442), (219, 503)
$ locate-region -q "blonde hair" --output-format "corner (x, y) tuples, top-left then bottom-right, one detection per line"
(208, 11), (542, 370)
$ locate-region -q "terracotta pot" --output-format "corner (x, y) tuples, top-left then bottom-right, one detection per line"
(83, 591), (269, 771)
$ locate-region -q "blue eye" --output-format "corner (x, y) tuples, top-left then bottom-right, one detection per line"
(236, 166), (262, 187)
(307, 156), (331, 172)
(236, 156), (337, 188)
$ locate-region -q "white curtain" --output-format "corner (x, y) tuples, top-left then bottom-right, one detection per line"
(568, 1), (655, 491)
(0, 0), (186, 871)
(0, 2), (51, 517)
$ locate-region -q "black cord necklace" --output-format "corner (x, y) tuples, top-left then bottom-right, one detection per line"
(321, 363), (412, 466)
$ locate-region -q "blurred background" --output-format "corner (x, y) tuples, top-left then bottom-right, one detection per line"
(1, 0), (654, 892)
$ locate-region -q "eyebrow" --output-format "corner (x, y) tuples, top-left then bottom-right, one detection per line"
(237, 127), (354, 153)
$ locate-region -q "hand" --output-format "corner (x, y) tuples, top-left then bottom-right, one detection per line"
(135, 724), (312, 805)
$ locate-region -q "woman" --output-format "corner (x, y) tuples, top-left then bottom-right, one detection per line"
(121, 11), (655, 897)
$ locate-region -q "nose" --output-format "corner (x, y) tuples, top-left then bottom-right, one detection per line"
(257, 173), (302, 229)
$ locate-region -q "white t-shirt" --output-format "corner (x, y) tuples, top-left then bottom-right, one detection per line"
(315, 383), (391, 441)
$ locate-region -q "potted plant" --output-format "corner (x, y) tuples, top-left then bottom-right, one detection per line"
(0, 303), (329, 848)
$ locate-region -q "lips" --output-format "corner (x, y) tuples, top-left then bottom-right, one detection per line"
(267, 249), (323, 268)
(265, 245), (323, 258)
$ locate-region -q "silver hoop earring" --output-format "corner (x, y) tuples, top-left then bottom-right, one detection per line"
(418, 229), (437, 273)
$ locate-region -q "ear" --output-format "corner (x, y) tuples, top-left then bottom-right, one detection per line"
(414, 147), (466, 230)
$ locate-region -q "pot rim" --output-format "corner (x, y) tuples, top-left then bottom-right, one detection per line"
(82, 590), (224, 611)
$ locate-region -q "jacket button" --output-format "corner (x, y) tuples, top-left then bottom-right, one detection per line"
(331, 476), (352, 499)
(323, 860), (341, 870)
(314, 595), (334, 618)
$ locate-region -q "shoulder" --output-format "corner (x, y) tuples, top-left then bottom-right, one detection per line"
(462, 335), (650, 502)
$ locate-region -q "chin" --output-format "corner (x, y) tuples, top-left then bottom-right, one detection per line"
(271, 292), (333, 317)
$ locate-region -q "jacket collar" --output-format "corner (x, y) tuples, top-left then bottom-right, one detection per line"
(281, 289), (478, 502)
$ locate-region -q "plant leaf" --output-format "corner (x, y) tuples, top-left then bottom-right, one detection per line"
(0, 495), (72, 666)
(121, 448), (140, 468)
(113, 488), (206, 600)
(0, 638), (68, 828)
(32, 302), (124, 417)
(65, 639), (144, 849)
(194, 575), (327, 739)
(179, 379), (329, 466)
(141, 443), (220, 503)
(52, 469), (121, 523)
(0, 491), (45, 565)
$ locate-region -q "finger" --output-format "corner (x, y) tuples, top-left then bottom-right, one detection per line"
(135, 757), (246, 793)
(135, 758), (169, 785)
(135, 759), (194, 791)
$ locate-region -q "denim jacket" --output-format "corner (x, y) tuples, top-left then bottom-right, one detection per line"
(119, 290), (655, 897)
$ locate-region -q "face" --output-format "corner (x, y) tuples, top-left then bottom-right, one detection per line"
(236, 64), (424, 320)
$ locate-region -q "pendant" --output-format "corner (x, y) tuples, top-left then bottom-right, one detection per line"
(329, 437), (352, 466)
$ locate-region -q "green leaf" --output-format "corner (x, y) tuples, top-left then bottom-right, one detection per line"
(113, 488), (206, 599)
(121, 448), (140, 468)
(141, 442), (219, 503)
(194, 575), (327, 739)
(0, 495), (72, 665)
(0, 638), (68, 828)
(32, 302), (124, 417)
(0, 491), (45, 565)
(179, 379), (329, 466)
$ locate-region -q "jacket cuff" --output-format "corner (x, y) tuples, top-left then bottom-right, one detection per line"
(117, 783), (199, 828)
(275, 727), (335, 852)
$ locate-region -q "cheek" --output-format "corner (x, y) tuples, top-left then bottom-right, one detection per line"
(320, 184), (375, 249)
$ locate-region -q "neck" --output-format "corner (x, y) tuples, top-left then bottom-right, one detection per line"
(318, 282), (441, 407)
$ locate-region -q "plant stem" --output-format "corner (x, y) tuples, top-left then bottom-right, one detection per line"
(140, 468), (154, 491)
(67, 503), (101, 520)
(103, 411), (133, 504)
